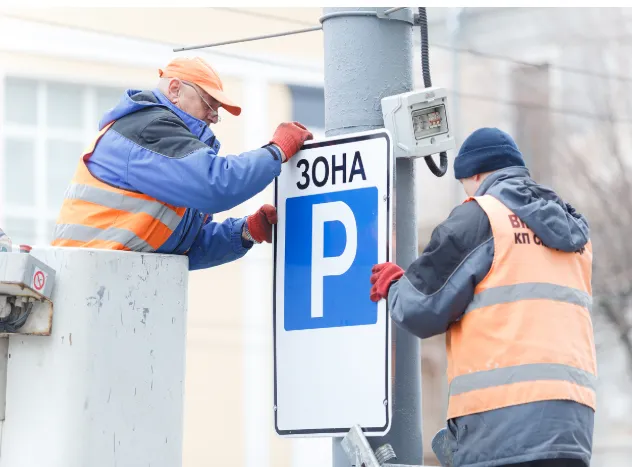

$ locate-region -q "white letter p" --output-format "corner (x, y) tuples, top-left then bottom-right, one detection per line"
(311, 202), (357, 319)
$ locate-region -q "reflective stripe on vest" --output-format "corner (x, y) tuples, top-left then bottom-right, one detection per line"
(51, 121), (187, 252)
(445, 194), (596, 419)
(465, 282), (592, 314)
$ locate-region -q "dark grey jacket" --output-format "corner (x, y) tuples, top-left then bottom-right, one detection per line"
(388, 167), (594, 467)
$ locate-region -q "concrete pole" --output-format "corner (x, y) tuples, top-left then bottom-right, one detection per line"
(321, 7), (422, 466)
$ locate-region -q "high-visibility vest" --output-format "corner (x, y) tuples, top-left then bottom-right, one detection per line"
(51, 121), (187, 252)
(446, 194), (597, 420)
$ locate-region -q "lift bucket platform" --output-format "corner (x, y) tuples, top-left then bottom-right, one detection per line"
(0, 247), (189, 467)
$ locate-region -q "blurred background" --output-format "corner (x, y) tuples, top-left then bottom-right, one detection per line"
(0, 6), (630, 466)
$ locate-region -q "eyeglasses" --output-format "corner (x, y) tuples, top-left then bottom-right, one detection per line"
(181, 80), (222, 123)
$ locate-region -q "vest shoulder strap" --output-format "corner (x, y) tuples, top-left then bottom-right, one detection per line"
(83, 121), (116, 162)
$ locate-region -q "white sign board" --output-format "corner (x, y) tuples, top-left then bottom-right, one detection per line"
(273, 129), (394, 437)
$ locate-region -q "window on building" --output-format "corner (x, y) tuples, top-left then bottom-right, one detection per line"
(1, 77), (126, 247)
(288, 85), (325, 139)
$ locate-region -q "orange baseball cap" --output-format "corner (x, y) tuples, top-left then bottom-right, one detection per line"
(159, 56), (242, 116)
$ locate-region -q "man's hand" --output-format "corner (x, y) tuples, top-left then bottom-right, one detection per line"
(270, 122), (314, 162)
(370, 262), (404, 302)
(244, 204), (277, 244)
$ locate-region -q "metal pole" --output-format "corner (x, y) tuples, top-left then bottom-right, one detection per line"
(321, 7), (422, 466)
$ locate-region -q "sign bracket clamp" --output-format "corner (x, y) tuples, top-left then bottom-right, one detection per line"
(341, 425), (435, 467)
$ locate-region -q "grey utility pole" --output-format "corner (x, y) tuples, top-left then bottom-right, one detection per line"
(321, 7), (423, 466)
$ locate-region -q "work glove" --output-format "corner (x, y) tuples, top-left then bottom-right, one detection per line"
(244, 204), (277, 244)
(370, 262), (404, 302)
(270, 122), (314, 162)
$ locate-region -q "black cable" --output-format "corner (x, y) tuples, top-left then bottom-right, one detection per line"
(0, 299), (34, 333)
(418, 7), (448, 178)
(419, 7), (432, 88)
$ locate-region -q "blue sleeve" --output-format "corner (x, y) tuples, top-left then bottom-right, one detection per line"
(387, 201), (494, 339)
(126, 115), (282, 214)
(187, 216), (252, 270)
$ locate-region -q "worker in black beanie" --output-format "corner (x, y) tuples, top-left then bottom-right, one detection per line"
(370, 127), (595, 467)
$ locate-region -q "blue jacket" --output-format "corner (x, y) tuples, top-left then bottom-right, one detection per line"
(388, 167), (594, 467)
(87, 89), (282, 270)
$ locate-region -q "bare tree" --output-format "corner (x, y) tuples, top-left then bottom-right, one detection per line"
(550, 7), (632, 372)
(555, 128), (632, 369)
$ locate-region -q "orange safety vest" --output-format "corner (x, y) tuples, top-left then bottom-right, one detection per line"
(446, 194), (597, 420)
(51, 122), (187, 252)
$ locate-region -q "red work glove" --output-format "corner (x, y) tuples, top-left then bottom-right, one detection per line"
(245, 204), (277, 244)
(370, 262), (404, 302)
(270, 122), (314, 162)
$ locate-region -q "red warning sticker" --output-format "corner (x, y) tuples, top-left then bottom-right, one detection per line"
(32, 268), (47, 292)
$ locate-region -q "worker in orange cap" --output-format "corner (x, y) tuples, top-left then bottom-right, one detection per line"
(52, 56), (313, 270)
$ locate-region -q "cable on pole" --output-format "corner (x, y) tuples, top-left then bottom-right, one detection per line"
(173, 25), (322, 52)
(418, 6), (449, 177)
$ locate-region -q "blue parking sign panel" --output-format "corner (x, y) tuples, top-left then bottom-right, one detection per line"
(284, 187), (378, 331)
(273, 130), (393, 437)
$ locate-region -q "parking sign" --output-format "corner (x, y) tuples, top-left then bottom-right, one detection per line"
(273, 129), (393, 437)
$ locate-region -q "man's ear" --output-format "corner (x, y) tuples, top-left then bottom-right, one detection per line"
(167, 79), (181, 103)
